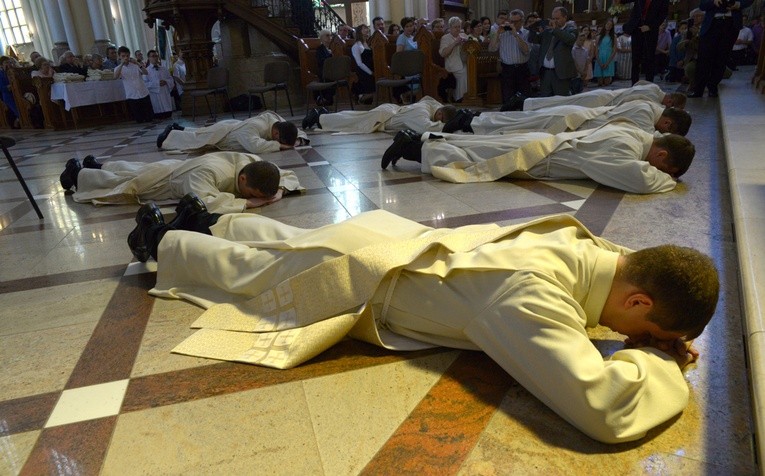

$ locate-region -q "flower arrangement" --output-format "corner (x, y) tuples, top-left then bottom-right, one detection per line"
(608, 1), (631, 15)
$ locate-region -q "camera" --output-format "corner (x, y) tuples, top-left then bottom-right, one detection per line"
(504, 25), (512, 31)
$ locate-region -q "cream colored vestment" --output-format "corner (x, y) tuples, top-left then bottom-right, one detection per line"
(161, 111), (309, 153)
(73, 151), (302, 213)
(420, 123), (676, 193)
(523, 81), (667, 111)
(318, 96), (446, 134)
(150, 210), (691, 444)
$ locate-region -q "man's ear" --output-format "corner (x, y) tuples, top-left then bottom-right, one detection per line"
(625, 292), (654, 311)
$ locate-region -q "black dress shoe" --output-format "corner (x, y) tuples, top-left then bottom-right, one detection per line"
(167, 192), (208, 230)
(82, 155), (102, 169)
(381, 130), (415, 169)
(302, 108), (321, 130)
(457, 109), (475, 133)
(59, 158), (82, 191)
(157, 124), (174, 148)
(127, 202), (165, 262)
(171, 122), (185, 131)
(442, 111), (467, 133)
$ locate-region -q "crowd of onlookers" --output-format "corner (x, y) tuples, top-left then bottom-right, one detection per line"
(0, 44), (187, 128)
(320, 7), (764, 107)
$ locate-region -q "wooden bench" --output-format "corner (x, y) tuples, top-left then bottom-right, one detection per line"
(7, 66), (39, 129)
(463, 40), (502, 106)
(414, 27), (450, 100)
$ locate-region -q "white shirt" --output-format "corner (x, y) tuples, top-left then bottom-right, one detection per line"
(115, 62), (149, 100)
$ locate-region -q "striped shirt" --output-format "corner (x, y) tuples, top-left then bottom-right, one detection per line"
(497, 27), (530, 65)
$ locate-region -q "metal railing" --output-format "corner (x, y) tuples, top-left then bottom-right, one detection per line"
(251, 0), (344, 37)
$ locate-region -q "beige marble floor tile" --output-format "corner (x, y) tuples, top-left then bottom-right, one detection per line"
(0, 320), (99, 401)
(27, 240), (132, 277)
(102, 382), (323, 475)
(303, 351), (460, 476)
(0, 278), (119, 336)
(131, 298), (214, 378)
(0, 430), (40, 475)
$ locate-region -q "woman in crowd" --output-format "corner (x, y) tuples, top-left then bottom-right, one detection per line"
(397, 17), (418, 52)
(468, 19), (486, 42)
(580, 25), (596, 85)
(314, 30), (335, 106)
(655, 21), (672, 79)
(594, 19), (616, 86)
(615, 32), (632, 80)
(387, 24), (400, 35)
(481, 16), (492, 38)
(351, 24), (375, 104)
(440, 16), (468, 103)
(31, 58), (55, 78)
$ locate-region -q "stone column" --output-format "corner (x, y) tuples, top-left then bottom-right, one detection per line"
(57, 0), (81, 54)
(43, 0), (70, 62)
(87, 0), (113, 55)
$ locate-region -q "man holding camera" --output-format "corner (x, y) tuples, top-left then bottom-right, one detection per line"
(529, 7), (578, 97)
(690, 0), (753, 97)
(489, 9), (531, 103)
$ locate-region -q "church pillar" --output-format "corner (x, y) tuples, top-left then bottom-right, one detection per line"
(43, 0), (70, 61)
(86, 0), (113, 55)
(57, 0), (81, 54)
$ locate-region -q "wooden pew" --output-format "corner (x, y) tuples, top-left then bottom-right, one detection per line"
(7, 66), (38, 129)
(370, 30), (398, 82)
(463, 40), (502, 106)
(33, 77), (72, 130)
(414, 27), (449, 100)
(0, 100), (10, 129)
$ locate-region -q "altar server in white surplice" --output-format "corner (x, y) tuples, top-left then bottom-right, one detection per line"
(130, 206), (718, 444)
(72, 151), (302, 213)
(158, 111), (308, 154)
(462, 102), (691, 136)
(144, 50), (175, 118)
(382, 123), (694, 194)
(301, 96), (454, 134)
(521, 81), (686, 111)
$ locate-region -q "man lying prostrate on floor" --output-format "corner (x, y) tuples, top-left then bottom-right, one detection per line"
(127, 195), (719, 444)
(507, 81), (687, 111)
(445, 103), (692, 136)
(301, 96), (458, 134)
(156, 111), (309, 154)
(380, 123), (695, 194)
(59, 151), (302, 213)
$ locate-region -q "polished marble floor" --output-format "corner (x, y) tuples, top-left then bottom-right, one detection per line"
(0, 77), (757, 475)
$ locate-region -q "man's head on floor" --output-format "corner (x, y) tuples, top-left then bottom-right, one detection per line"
(656, 107), (692, 135)
(647, 134), (695, 178)
(237, 161), (281, 199)
(434, 105), (458, 124)
(600, 245), (719, 343)
(662, 92), (687, 110)
(271, 121), (299, 148)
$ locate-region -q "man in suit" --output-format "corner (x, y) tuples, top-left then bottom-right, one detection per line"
(531, 7), (578, 97)
(690, 0), (754, 97)
(623, 0), (669, 84)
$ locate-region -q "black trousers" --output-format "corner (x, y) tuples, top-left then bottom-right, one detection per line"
(148, 210), (222, 261)
(695, 17), (739, 94)
(630, 28), (660, 84)
(126, 95), (154, 123)
(500, 62), (531, 103)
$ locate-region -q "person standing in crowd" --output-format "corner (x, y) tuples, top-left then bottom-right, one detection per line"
(666, 21), (688, 81)
(690, 0), (753, 98)
(481, 16), (492, 38)
(134, 50), (145, 67)
(144, 50), (174, 119)
(0, 56), (19, 128)
(615, 32), (633, 80)
(372, 16), (386, 34)
(655, 21), (672, 78)
(490, 9), (531, 104)
(594, 20), (617, 86)
(114, 46), (153, 123)
(430, 18), (445, 34)
(571, 31), (590, 94)
(531, 7), (577, 97)
(623, 0), (669, 84)
(440, 17), (469, 103)
(731, 15), (754, 66)
(171, 50), (186, 111)
(388, 24), (400, 35)
(468, 20), (486, 42)
(580, 26), (596, 84)
(351, 24), (375, 104)
(102, 46), (119, 70)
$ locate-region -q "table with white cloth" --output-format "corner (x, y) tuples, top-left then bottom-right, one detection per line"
(49, 80), (130, 128)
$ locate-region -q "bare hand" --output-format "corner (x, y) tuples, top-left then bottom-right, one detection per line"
(640, 25), (651, 32)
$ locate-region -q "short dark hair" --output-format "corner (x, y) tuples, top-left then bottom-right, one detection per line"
(238, 161), (281, 197)
(655, 134), (695, 178)
(668, 92), (687, 109)
(274, 121), (298, 146)
(400, 17), (415, 28)
(372, 16), (384, 25)
(437, 105), (458, 124)
(554, 6), (570, 19)
(117, 46), (130, 56)
(497, 10), (509, 18)
(661, 107), (692, 136)
(620, 245), (719, 339)
(107, 46), (117, 53)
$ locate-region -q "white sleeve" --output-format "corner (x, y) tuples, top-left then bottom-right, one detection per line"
(351, 43), (373, 75)
(579, 157), (677, 194)
(179, 167), (247, 214)
(464, 272), (689, 443)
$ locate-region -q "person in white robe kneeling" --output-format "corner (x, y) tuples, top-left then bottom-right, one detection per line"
(126, 197), (719, 445)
